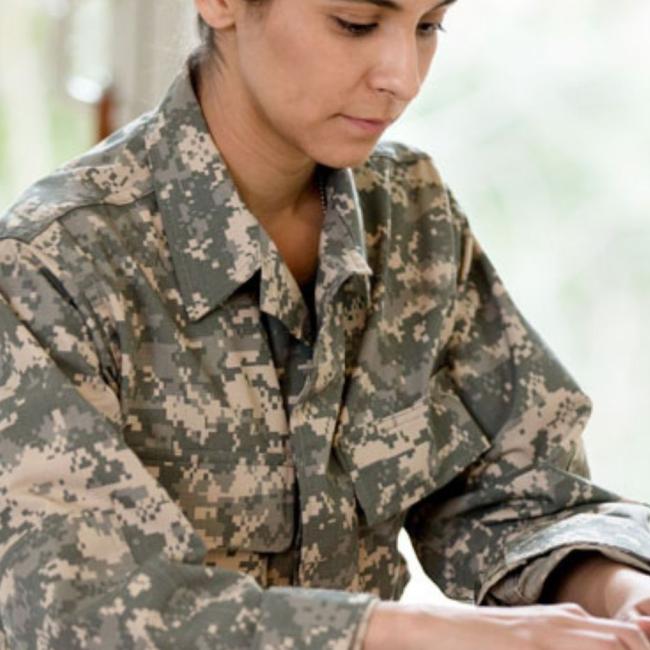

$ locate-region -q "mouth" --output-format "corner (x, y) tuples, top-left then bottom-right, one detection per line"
(340, 115), (392, 134)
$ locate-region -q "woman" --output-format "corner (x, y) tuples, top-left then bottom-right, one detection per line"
(1, 0), (650, 648)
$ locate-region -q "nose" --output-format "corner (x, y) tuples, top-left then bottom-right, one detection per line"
(368, 35), (427, 102)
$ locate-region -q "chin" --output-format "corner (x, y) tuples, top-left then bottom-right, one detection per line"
(313, 144), (377, 170)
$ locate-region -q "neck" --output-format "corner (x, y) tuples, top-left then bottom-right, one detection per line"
(196, 61), (319, 222)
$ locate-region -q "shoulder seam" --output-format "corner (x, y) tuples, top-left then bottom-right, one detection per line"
(0, 189), (156, 245)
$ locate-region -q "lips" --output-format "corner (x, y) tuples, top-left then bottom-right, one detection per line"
(345, 116), (391, 127)
(341, 115), (392, 135)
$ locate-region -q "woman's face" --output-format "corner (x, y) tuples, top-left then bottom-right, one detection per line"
(220, 0), (455, 169)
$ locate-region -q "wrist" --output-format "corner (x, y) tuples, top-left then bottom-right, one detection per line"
(361, 601), (446, 650)
(362, 602), (407, 650)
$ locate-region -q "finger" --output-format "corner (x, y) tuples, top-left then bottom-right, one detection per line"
(619, 622), (650, 650)
(575, 617), (650, 650)
(558, 602), (590, 618)
(630, 614), (650, 624)
(624, 612), (650, 627)
(632, 617), (650, 640)
(563, 628), (646, 650)
(632, 602), (650, 617)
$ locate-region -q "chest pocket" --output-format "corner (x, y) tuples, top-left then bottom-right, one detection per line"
(142, 450), (296, 585)
(334, 368), (491, 527)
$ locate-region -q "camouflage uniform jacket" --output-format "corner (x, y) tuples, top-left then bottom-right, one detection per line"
(2, 58), (650, 649)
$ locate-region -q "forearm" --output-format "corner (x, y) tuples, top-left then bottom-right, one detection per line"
(542, 551), (644, 618)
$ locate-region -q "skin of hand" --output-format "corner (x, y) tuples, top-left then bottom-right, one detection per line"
(361, 600), (650, 650)
(362, 555), (650, 650)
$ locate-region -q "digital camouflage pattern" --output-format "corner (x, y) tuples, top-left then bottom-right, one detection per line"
(2, 56), (650, 649)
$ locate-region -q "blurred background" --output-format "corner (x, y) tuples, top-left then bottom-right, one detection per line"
(0, 0), (648, 605)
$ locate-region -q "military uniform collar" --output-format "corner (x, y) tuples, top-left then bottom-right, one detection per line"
(144, 58), (372, 324)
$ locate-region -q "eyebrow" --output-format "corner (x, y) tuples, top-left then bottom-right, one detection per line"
(330, 0), (457, 11)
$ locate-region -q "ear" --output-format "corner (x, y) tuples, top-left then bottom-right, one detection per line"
(195, 0), (237, 30)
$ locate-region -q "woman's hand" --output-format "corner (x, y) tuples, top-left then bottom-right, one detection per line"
(362, 600), (650, 650)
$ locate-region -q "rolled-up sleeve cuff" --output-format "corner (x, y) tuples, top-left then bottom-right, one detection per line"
(252, 586), (380, 650)
(476, 503), (650, 606)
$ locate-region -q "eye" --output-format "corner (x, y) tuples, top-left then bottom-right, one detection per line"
(333, 17), (447, 38)
(419, 22), (447, 36)
(334, 17), (378, 36)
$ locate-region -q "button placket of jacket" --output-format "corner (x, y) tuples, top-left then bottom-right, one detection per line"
(290, 476), (303, 584)
(295, 401), (351, 583)
(288, 399), (312, 585)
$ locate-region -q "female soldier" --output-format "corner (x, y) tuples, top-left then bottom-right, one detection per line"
(1, 0), (650, 648)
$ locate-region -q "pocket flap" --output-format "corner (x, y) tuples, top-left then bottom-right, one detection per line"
(335, 369), (491, 527)
(143, 454), (295, 553)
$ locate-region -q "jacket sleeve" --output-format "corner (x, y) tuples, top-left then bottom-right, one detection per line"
(0, 236), (378, 649)
(404, 187), (650, 606)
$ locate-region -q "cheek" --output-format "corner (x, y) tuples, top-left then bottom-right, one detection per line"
(261, 22), (349, 111)
(266, 62), (337, 129)
(238, 24), (358, 135)
(420, 43), (438, 79)
(272, 44), (325, 107)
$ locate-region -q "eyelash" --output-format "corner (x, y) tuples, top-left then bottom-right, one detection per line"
(334, 17), (447, 38)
